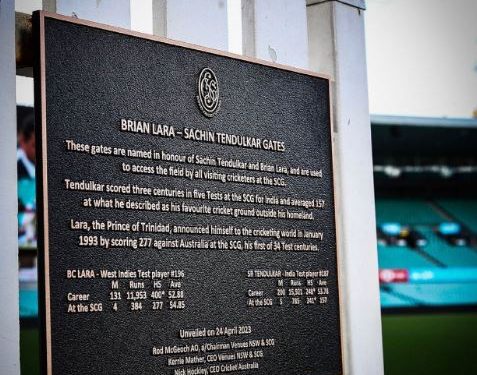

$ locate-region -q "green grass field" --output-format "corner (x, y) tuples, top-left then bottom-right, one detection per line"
(20, 326), (39, 375)
(382, 312), (477, 375)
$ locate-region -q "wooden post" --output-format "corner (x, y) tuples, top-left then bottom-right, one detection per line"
(152, 0), (228, 51)
(53, 0), (132, 29)
(0, 0), (20, 374)
(241, 0), (308, 68)
(308, 1), (384, 374)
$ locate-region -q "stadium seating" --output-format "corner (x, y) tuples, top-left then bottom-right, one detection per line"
(19, 288), (38, 318)
(437, 199), (477, 233)
(377, 198), (477, 308)
(375, 199), (444, 225)
(417, 226), (477, 267)
(388, 283), (477, 306)
(378, 244), (435, 268)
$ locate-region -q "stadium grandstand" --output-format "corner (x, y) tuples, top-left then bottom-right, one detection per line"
(372, 115), (477, 309)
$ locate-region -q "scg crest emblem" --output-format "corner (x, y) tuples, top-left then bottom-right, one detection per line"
(197, 67), (221, 118)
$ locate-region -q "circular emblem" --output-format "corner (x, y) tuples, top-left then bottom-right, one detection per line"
(197, 68), (221, 118)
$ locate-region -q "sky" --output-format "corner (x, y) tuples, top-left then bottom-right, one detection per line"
(365, 0), (477, 118)
(15, 0), (477, 119)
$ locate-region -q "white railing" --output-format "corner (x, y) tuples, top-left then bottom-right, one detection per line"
(2, 1), (383, 374)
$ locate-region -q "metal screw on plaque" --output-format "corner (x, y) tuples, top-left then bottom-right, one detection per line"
(196, 67), (221, 118)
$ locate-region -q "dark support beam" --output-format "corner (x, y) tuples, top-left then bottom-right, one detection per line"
(16, 12), (33, 77)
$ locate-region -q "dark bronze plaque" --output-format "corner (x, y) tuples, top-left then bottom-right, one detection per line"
(34, 11), (342, 375)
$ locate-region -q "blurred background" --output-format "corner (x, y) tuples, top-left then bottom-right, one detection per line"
(366, 1), (477, 374)
(13, 0), (477, 374)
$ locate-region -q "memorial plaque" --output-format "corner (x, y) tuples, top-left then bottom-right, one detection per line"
(34, 11), (342, 375)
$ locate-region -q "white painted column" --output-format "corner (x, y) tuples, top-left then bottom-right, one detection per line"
(54, 0), (132, 28)
(152, 0), (228, 51)
(130, 0), (153, 34)
(308, 1), (384, 375)
(0, 0), (20, 374)
(47, 0), (153, 33)
(241, 0), (308, 68)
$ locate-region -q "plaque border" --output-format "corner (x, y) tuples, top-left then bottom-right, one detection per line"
(34, 10), (342, 375)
